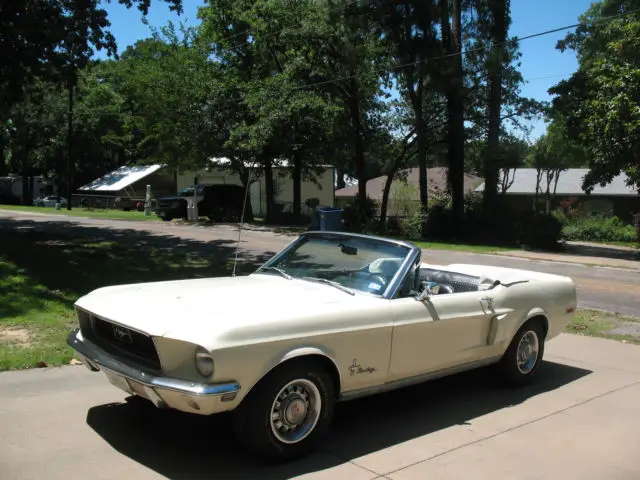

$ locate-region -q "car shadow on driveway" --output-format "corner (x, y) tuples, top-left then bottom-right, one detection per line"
(85, 360), (591, 479)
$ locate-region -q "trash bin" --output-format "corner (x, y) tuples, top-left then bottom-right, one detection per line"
(318, 206), (344, 231)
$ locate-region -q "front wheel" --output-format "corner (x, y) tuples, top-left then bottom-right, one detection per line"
(498, 319), (545, 387)
(232, 362), (335, 462)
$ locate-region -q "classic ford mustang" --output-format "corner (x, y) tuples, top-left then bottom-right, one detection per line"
(67, 231), (577, 461)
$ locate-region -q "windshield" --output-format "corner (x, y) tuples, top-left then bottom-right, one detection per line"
(258, 233), (412, 296)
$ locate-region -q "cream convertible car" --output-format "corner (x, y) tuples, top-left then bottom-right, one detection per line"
(67, 232), (577, 461)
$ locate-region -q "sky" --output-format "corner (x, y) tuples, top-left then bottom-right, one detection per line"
(98, 0), (596, 140)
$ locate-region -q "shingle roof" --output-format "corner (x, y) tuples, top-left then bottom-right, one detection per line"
(475, 168), (638, 196)
(335, 167), (483, 199)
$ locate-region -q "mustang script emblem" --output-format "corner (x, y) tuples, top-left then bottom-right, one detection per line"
(112, 325), (134, 345)
(348, 359), (377, 376)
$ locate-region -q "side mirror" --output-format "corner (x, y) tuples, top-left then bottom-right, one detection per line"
(416, 281), (439, 301)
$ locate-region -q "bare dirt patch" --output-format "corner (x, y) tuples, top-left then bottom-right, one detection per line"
(0, 327), (31, 346)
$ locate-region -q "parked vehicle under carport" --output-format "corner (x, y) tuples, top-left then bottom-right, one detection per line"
(155, 184), (253, 222)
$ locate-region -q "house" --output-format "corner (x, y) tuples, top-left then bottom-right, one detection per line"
(75, 164), (176, 209)
(178, 158), (336, 218)
(335, 167), (483, 217)
(474, 168), (640, 221)
(78, 159), (336, 217)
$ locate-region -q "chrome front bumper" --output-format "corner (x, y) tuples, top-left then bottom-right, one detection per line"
(66, 329), (241, 415)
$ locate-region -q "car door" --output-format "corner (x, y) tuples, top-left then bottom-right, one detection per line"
(387, 291), (495, 382)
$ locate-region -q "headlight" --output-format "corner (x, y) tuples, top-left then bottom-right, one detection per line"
(194, 346), (215, 378)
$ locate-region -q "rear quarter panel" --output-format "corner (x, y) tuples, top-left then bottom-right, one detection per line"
(490, 276), (577, 350)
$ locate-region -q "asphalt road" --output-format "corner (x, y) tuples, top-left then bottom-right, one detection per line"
(2, 334), (640, 479)
(1, 210), (639, 316)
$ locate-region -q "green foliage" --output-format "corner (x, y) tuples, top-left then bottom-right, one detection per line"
(401, 211), (425, 241)
(520, 213), (564, 250)
(561, 215), (638, 243)
(0, 0), (183, 121)
(550, 0), (640, 191)
(342, 196), (378, 233)
(528, 119), (588, 169)
(419, 191), (563, 250)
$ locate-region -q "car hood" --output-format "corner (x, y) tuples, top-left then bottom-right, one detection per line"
(74, 274), (378, 348)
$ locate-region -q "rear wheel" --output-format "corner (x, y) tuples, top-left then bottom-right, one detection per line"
(498, 319), (545, 387)
(232, 362), (335, 462)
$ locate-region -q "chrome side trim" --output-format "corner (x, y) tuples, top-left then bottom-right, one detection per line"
(66, 330), (240, 397)
(338, 355), (502, 402)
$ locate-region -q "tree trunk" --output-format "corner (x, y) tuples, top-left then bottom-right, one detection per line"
(336, 167), (346, 190)
(0, 134), (6, 177)
(66, 78), (74, 211)
(416, 116), (428, 215)
(483, 0), (508, 215)
(264, 156), (275, 224)
(448, 0), (465, 221)
(292, 152), (302, 222)
(379, 166), (398, 230)
(349, 82), (367, 220)
(21, 148), (30, 205)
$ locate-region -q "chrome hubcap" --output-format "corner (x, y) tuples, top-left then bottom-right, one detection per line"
(517, 330), (540, 374)
(270, 379), (321, 444)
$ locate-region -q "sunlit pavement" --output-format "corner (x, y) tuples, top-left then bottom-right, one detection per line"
(1, 333), (640, 479)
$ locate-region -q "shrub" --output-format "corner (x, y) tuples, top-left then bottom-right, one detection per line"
(519, 213), (564, 250)
(342, 196), (377, 233)
(561, 215), (637, 243)
(401, 211), (425, 240)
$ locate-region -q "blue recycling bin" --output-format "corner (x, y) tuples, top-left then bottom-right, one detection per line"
(318, 206), (344, 231)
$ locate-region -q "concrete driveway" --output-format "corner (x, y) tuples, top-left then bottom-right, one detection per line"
(1, 334), (640, 479)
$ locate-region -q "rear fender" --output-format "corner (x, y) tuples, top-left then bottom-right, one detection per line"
(488, 307), (548, 348)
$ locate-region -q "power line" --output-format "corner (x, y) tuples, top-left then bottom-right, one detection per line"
(104, 6), (640, 115)
(288, 7), (640, 92)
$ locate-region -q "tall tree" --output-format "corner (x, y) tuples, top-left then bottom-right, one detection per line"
(373, 0), (442, 225)
(439, 0), (466, 220)
(550, 0), (640, 191)
(0, 0), (183, 120)
(481, 0), (510, 214)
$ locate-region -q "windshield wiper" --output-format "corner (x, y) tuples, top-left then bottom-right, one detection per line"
(302, 276), (355, 295)
(260, 266), (292, 280)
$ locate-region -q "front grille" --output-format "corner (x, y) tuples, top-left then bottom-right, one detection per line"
(87, 315), (161, 372)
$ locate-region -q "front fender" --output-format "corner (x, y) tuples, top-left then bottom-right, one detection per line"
(246, 346), (342, 398)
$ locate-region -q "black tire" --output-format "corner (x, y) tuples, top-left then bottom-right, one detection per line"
(232, 361), (336, 462)
(160, 217), (172, 222)
(498, 319), (546, 387)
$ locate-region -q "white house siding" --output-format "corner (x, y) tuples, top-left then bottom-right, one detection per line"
(177, 166), (335, 218)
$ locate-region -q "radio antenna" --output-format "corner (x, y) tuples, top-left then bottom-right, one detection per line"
(232, 166), (253, 277)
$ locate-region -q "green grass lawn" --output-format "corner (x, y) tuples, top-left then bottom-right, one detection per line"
(566, 310), (640, 345)
(0, 220), (273, 371)
(411, 240), (516, 254)
(0, 204), (160, 221)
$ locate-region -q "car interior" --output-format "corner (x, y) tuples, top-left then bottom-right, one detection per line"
(368, 257), (493, 298)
